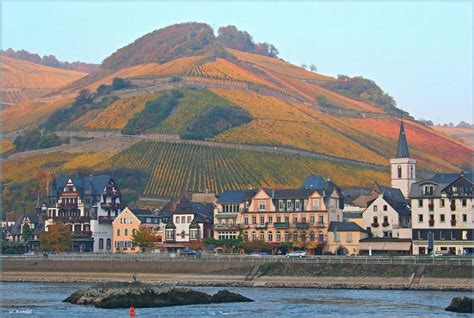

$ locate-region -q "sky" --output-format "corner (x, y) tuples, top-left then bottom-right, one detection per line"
(1, 2), (472, 124)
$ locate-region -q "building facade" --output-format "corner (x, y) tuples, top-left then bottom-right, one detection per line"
(214, 176), (344, 254)
(327, 221), (368, 255)
(410, 172), (473, 255)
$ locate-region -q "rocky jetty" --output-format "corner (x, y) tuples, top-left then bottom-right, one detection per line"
(445, 296), (473, 313)
(64, 282), (253, 308)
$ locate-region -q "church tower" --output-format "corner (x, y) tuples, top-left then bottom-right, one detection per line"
(390, 121), (416, 198)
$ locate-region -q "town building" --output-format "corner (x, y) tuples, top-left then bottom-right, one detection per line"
(7, 212), (46, 252)
(45, 174), (122, 252)
(213, 175), (344, 254)
(327, 221), (368, 255)
(410, 172), (473, 256)
(362, 184), (412, 239)
(164, 198), (214, 251)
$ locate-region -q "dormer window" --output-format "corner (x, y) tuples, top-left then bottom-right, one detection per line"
(424, 185), (434, 196)
(295, 200), (301, 211)
(258, 200), (266, 211)
(287, 200), (293, 211)
(279, 200), (285, 211)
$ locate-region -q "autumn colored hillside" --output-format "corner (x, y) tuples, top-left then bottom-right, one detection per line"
(2, 22), (472, 211)
(0, 55), (87, 105)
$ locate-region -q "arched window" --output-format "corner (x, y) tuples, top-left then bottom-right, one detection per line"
(397, 165), (402, 179)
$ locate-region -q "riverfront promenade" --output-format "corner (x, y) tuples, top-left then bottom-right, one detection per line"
(2, 255), (472, 291)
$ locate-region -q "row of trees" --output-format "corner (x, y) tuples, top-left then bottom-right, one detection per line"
(13, 128), (63, 152)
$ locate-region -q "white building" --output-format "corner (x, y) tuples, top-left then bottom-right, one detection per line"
(410, 172), (473, 256)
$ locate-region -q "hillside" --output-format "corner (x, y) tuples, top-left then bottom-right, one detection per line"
(0, 55), (86, 105)
(1, 48), (98, 73)
(1, 22), (472, 213)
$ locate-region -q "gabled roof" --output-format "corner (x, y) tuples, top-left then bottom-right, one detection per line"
(9, 213), (45, 236)
(365, 186), (410, 216)
(328, 221), (366, 233)
(395, 121), (410, 158)
(409, 172), (473, 198)
(217, 189), (258, 204)
(301, 175), (326, 189)
(54, 175), (115, 196)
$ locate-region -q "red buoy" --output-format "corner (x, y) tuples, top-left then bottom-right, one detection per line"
(130, 306), (136, 316)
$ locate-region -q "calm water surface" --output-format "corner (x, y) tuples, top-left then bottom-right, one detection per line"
(0, 282), (472, 317)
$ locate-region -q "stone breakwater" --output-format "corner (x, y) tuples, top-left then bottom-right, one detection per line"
(64, 282), (253, 308)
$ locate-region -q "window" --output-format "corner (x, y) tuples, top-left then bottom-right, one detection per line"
(293, 232), (298, 241)
(451, 214), (456, 221)
(309, 232), (315, 241)
(462, 199), (467, 207)
(424, 186), (434, 196)
(125, 229), (128, 236)
(181, 216), (186, 223)
(397, 165), (402, 178)
(462, 230), (468, 240)
(268, 232), (273, 242)
(285, 216), (290, 223)
(287, 200), (293, 211)
(383, 205), (388, 211)
(383, 216), (388, 223)
(252, 216), (257, 224)
(175, 216), (180, 224)
(146, 217), (151, 223)
(259, 232), (265, 241)
(252, 232), (256, 241)
(190, 229), (199, 240)
(276, 216), (281, 223)
(187, 216), (192, 223)
(318, 215), (324, 225)
(440, 199), (445, 208)
(373, 205), (378, 212)
(418, 214), (423, 222)
(440, 214), (445, 223)
(166, 229), (175, 240)
(346, 233), (353, 243)
(117, 229), (120, 236)
(301, 216), (307, 223)
(418, 199), (423, 208)
(295, 200), (301, 211)
(244, 217), (248, 225)
(260, 216), (265, 225)
(279, 200), (285, 211)
(292, 217), (298, 224)
(410, 165), (414, 179)
(462, 214), (467, 222)
(310, 215), (315, 224)
(373, 216), (378, 224)
(276, 232), (281, 242)
(99, 238), (104, 250)
(244, 232), (248, 241)
(268, 216), (273, 224)
(313, 199), (320, 210)
(285, 231), (290, 241)
(106, 239), (111, 250)
(258, 200), (266, 211)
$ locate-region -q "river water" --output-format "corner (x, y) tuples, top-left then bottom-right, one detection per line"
(0, 282), (471, 317)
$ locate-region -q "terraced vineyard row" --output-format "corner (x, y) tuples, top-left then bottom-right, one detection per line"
(103, 141), (389, 198)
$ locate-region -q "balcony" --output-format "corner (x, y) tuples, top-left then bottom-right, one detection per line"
(101, 202), (122, 209)
(429, 219), (435, 227)
(450, 204), (456, 212)
(54, 216), (90, 223)
(382, 222), (390, 227)
(58, 202), (78, 209)
(371, 222), (379, 228)
(428, 203), (434, 212)
(255, 223), (268, 229)
(274, 222), (290, 229)
(295, 222), (309, 230)
(214, 224), (242, 231)
(98, 216), (114, 224)
(72, 231), (92, 239)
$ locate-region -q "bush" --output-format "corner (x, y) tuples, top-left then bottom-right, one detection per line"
(14, 128), (63, 152)
(111, 77), (131, 90)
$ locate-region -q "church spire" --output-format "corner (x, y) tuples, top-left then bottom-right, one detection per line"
(395, 121), (410, 158)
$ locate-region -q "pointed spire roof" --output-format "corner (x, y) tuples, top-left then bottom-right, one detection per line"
(396, 121), (410, 158)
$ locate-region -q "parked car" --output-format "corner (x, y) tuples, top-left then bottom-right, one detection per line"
(248, 251), (271, 257)
(23, 251), (35, 256)
(181, 249), (201, 257)
(286, 250), (306, 258)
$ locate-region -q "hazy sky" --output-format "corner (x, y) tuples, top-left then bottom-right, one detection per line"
(2, 2), (472, 124)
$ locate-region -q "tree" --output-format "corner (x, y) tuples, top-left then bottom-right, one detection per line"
(96, 84), (112, 96)
(111, 77), (131, 90)
(75, 88), (93, 105)
(309, 64), (317, 72)
(132, 226), (156, 250)
(40, 222), (72, 252)
(186, 239), (203, 251)
(301, 64), (307, 69)
(22, 223), (33, 242)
